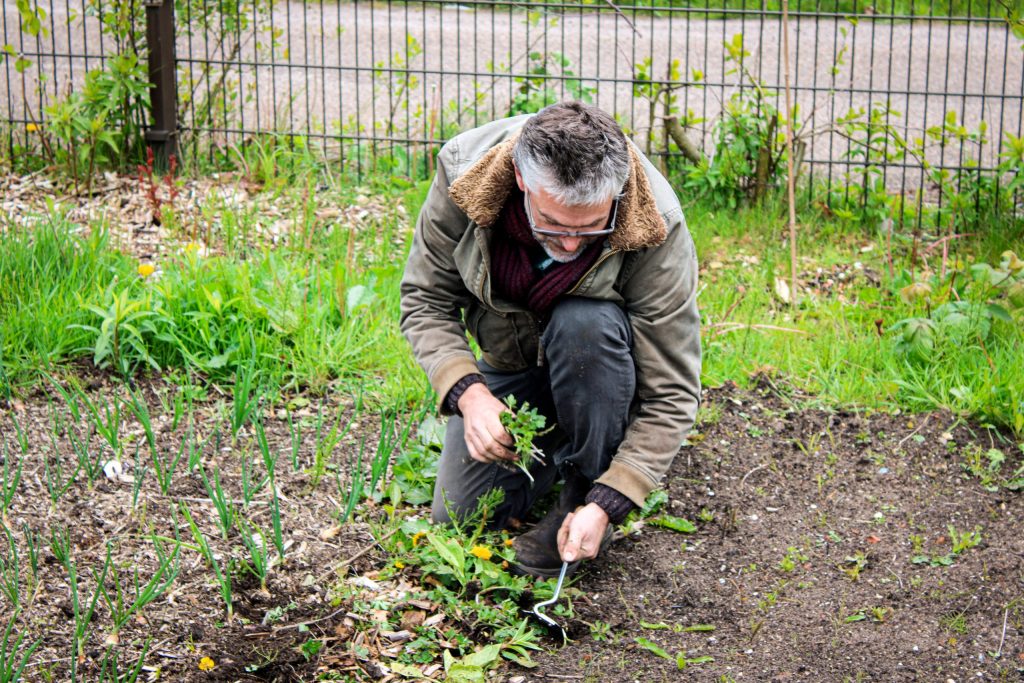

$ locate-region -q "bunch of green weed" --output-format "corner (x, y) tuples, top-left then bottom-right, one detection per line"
(884, 260), (1024, 433)
(378, 500), (546, 671)
(0, 218), (133, 391)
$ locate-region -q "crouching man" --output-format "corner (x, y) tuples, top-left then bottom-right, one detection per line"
(400, 101), (701, 577)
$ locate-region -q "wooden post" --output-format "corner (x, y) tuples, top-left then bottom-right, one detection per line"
(144, 0), (178, 169)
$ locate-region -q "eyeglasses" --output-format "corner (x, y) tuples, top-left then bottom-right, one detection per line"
(523, 189), (618, 239)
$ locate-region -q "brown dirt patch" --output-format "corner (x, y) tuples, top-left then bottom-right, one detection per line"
(1, 376), (1022, 681)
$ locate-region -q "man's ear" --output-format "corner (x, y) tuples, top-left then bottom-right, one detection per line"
(513, 162), (526, 192)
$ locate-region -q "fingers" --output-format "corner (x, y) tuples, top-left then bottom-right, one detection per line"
(557, 511), (574, 558)
(560, 505), (608, 562)
(460, 391), (516, 464)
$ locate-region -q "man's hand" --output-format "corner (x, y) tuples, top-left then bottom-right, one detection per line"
(458, 383), (516, 464)
(557, 503), (609, 563)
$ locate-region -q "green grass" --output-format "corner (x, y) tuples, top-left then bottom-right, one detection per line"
(0, 190), (424, 407)
(691, 198), (1024, 433)
(2, 162), (1022, 435)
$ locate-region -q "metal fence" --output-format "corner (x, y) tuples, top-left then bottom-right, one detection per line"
(3, 0), (1022, 206)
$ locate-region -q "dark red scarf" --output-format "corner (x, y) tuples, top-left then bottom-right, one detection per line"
(489, 189), (604, 316)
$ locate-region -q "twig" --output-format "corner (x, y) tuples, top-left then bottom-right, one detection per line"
(741, 464), (767, 486)
(896, 415), (931, 448)
(995, 607), (1009, 658)
(273, 606), (348, 633)
(709, 322), (808, 337)
(315, 526), (400, 583)
(781, 0), (798, 308)
(599, 0), (639, 34)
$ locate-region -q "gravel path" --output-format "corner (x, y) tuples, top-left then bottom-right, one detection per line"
(4, 2), (1022, 187)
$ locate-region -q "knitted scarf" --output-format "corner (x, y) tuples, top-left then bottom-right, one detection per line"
(489, 189), (604, 316)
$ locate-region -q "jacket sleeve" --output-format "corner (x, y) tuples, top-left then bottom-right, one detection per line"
(593, 206), (702, 507)
(399, 143), (482, 413)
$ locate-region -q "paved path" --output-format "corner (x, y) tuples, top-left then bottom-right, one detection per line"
(3, 2), (1022, 186)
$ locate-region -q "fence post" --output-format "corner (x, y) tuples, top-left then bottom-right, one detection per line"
(144, 0), (178, 169)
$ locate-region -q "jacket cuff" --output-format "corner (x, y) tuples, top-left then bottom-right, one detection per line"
(593, 460), (656, 509)
(432, 354), (483, 414)
(585, 484), (637, 525)
(444, 374), (486, 416)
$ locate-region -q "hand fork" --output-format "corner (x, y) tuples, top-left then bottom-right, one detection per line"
(526, 560), (569, 643)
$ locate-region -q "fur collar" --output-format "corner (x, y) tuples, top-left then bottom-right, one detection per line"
(448, 137), (667, 251)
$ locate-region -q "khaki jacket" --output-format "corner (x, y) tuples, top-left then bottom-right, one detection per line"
(400, 114), (701, 506)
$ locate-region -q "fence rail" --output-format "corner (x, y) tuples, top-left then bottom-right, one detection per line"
(2, 0), (1022, 211)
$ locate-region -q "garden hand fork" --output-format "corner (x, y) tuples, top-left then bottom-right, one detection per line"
(527, 560), (569, 643)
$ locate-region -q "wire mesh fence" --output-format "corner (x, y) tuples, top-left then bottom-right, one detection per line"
(2, 0), (1022, 213)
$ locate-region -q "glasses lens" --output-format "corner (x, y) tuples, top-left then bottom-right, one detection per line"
(525, 192), (617, 239)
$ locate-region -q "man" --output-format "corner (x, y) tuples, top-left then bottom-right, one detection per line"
(400, 102), (700, 578)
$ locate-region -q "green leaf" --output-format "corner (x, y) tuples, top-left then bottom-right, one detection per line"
(640, 621), (670, 630)
(640, 489), (669, 517)
(635, 637), (672, 661)
(682, 624), (716, 632)
(426, 534), (465, 579)
(648, 515), (697, 534)
(461, 644), (502, 668)
(986, 303), (1013, 323)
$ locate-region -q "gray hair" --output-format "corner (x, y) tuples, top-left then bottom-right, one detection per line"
(512, 101), (630, 207)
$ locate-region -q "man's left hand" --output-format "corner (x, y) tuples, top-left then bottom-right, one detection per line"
(557, 503), (609, 563)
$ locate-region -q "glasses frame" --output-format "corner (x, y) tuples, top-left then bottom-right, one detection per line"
(523, 189), (618, 239)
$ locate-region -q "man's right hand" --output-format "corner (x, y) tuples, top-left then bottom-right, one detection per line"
(458, 383), (516, 464)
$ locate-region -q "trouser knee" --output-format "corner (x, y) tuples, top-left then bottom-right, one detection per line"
(543, 297), (632, 360)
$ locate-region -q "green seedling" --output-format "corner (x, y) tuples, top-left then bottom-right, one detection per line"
(840, 551), (869, 581)
(200, 465), (234, 540)
(0, 528), (21, 611)
(230, 358), (262, 442)
(97, 537), (179, 638)
(0, 441), (22, 519)
(20, 524), (39, 604)
(337, 439), (365, 524)
(500, 396), (552, 484)
(236, 517), (271, 592)
(179, 502), (233, 622)
(0, 610), (40, 683)
(97, 638), (149, 683)
(68, 551), (110, 668)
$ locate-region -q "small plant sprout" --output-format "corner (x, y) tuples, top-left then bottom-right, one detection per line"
(500, 396), (552, 484)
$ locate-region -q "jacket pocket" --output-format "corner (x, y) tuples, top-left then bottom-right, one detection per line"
(465, 303), (535, 372)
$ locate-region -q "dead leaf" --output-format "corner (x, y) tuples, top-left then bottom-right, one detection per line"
(773, 276), (792, 304)
(400, 610), (426, 631)
(319, 525), (342, 541)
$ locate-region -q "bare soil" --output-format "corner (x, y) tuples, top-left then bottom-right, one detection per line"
(2, 372), (1022, 682)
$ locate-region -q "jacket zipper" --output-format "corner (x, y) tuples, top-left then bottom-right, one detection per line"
(566, 248), (620, 295)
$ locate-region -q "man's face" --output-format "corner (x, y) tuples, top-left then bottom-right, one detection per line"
(515, 169), (616, 264)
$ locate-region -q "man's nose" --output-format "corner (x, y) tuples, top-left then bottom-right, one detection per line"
(559, 235), (585, 252)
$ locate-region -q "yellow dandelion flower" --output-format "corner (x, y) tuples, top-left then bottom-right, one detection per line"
(185, 242), (201, 254)
(411, 531), (426, 546)
(501, 560), (509, 569)
(470, 545), (492, 561)
(503, 538), (514, 547)
(26, 123), (39, 133)
(138, 263), (156, 278)
(394, 560), (406, 569)
(198, 656), (215, 671)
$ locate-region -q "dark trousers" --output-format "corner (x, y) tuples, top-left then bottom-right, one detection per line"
(432, 297), (636, 527)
